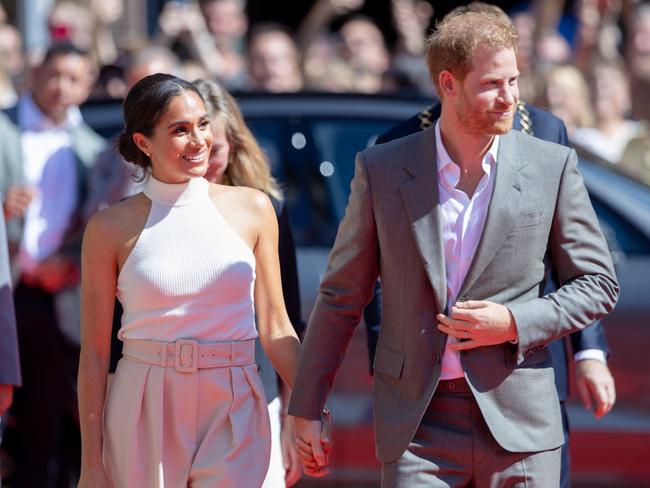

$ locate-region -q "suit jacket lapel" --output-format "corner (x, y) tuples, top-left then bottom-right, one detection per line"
(458, 131), (525, 297)
(399, 126), (447, 313)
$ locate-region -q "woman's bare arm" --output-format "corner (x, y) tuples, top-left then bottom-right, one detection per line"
(77, 211), (119, 486)
(251, 191), (301, 389)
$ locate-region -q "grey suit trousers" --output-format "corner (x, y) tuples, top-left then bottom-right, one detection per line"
(381, 379), (561, 488)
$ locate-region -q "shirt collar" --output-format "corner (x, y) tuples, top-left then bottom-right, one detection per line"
(18, 92), (83, 132)
(434, 120), (500, 184)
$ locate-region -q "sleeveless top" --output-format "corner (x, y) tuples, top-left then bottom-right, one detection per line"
(116, 176), (257, 342)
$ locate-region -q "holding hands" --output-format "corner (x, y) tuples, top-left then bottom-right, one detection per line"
(293, 409), (332, 477)
(437, 300), (518, 351)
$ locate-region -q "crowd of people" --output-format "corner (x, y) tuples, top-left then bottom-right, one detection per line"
(0, 0), (641, 487)
(1, 0), (650, 183)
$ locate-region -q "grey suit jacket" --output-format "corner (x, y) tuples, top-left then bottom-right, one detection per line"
(0, 211), (20, 386)
(288, 126), (619, 462)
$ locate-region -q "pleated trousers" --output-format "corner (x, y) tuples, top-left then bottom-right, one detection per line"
(103, 339), (271, 488)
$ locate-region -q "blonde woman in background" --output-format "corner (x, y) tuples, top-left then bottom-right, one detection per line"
(194, 78), (305, 487)
(538, 64), (594, 135)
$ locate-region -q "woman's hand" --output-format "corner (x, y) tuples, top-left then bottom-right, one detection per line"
(281, 415), (302, 486)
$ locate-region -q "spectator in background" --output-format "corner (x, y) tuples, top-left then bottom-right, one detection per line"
(574, 0), (623, 72)
(0, 20), (24, 108)
(156, 0), (248, 89)
(195, 78), (303, 487)
(388, 0), (434, 94)
(0, 205), (21, 486)
(620, 121), (650, 186)
(538, 64), (594, 135)
(199, 0), (248, 85)
(535, 29), (572, 67)
(297, 0), (364, 46)
(298, 0), (364, 92)
(247, 24), (303, 93)
(337, 16), (391, 93)
(511, 10), (538, 102)
(48, 0), (123, 68)
(0, 42), (105, 488)
(625, 2), (650, 122)
(572, 60), (643, 163)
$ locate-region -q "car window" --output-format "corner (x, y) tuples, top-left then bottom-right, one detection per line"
(591, 196), (650, 257)
(247, 117), (399, 248)
(248, 118), (338, 247)
(310, 119), (390, 221)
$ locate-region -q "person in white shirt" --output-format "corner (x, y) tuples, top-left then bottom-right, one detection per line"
(0, 42), (104, 487)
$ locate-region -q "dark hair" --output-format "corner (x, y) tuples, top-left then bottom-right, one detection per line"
(118, 73), (204, 177)
(41, 41), (88, 66)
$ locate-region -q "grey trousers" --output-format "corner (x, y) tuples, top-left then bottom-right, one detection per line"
(381, 379), (561, 488)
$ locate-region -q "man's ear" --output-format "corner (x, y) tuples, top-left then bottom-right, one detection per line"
(438, 70), (457, 98)
(132, 133), (152, 157)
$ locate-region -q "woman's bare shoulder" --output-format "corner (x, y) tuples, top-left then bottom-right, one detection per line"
(208, 183), (272, 213)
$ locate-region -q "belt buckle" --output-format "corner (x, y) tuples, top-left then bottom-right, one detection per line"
(174, 339), (199, 373)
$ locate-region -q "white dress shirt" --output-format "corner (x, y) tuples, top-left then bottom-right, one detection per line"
(436, 121), (500, 380)
(17, 93), (80, 272)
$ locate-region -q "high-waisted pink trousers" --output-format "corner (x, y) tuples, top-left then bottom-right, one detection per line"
(103, 338), (271, 487)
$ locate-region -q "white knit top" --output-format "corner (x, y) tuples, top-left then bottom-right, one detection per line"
(116, 176), (257, 343)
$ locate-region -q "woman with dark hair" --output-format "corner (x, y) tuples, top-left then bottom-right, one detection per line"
(77, 73), (300, 487)
(194, 78), (303, 487)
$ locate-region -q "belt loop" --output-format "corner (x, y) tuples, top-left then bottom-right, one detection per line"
(160, 342), (167, 368)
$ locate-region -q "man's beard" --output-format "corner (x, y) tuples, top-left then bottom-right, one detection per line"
(455, 91), (514, 137)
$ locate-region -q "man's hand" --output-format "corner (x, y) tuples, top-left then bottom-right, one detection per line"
(3, 185), (36, 219)
(575, 359), (616, 418)
(281, 415), (301, 486)
(25, 254), (79, 293)
(437, 300), (517, 351)
(0, 384), (13, 416)
(293, 414), (332, 477)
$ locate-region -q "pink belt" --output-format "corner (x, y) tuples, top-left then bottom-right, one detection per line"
(122, 338), (255, 373)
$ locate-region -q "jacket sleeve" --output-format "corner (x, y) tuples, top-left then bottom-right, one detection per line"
(508, 149), (619, 364)
(0, 211), (21, 386)
(288, 151), (380, 419)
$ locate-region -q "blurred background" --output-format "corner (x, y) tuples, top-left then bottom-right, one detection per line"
(1, 0), (650, 486)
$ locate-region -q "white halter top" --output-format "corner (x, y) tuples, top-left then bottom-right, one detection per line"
(117, 176), (257, 342)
